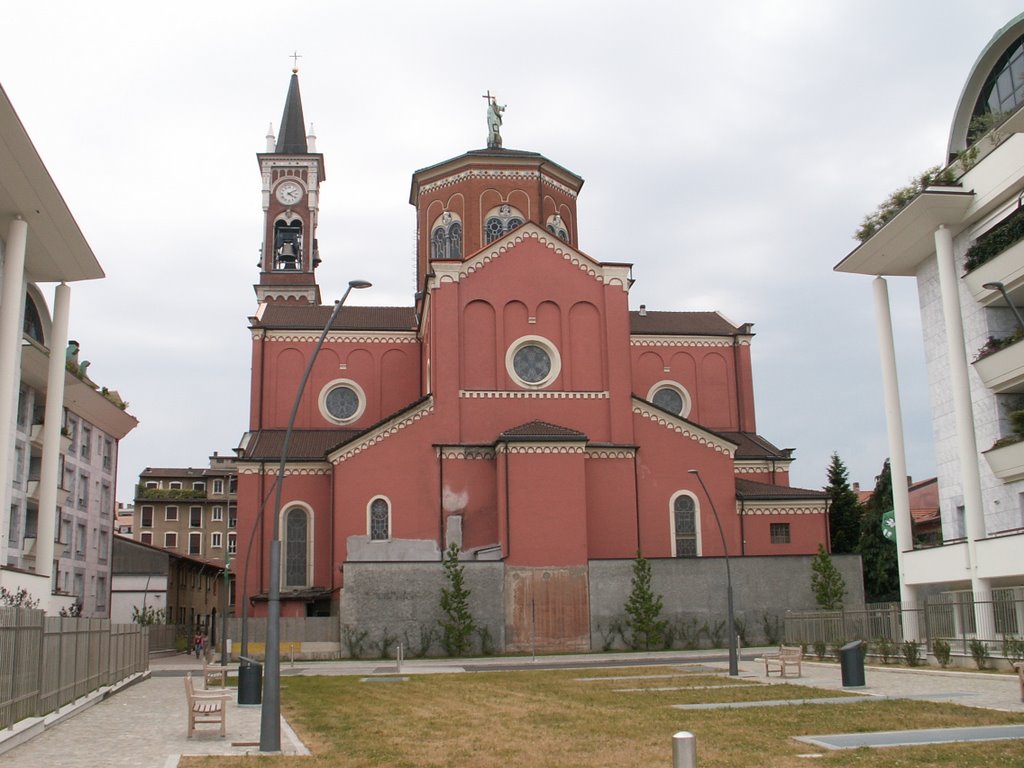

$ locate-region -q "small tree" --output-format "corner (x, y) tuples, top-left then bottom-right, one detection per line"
(810, 544), (846, 610)
(624, 551), (668, 650)
(439, 542), (475, 657)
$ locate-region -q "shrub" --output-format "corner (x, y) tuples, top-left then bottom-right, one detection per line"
(761, 613), (782, 646)
(676, 617), (702, 650)
(375, 627), (397, 659)
(704, 620), (726, 649)
(1001, 634), (1024, 666)
(969, 638), (990, 670)
(476, 625), (495, 656)
(404, 624), (435, 659)
(813, 640), (827, 661)
(964, 205), (1024, 273)
(874, 636), (896, 664)
(342, 625), (368, 659)
(733, 617), (749, 648)
(901, 640), (921, 667)
(932, 638), (952, 668)
(597, 620), (624, 652)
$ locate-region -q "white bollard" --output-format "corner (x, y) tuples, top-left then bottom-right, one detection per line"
(673, 731), (697, 768)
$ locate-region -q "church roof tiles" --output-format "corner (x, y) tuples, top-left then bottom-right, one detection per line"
(498, 420), (588, 441)
(735, 477), (826, 500)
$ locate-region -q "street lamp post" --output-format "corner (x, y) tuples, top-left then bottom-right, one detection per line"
(259, 279), (371, 753)
(982, 281), (1024, 334)
(688, 469), (738, 676)
(221, 551), (231, 667)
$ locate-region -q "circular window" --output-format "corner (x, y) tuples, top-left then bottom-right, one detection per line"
(506, 336), (561, 388)
(318, 379), (366, 425)
(648, 381), (691, 418)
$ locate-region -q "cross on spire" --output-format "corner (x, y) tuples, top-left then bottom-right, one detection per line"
(481, 89), (494, 104)
(290, 50), (302, 73)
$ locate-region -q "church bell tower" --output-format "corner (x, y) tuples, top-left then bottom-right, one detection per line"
(254, 69), (324, 305)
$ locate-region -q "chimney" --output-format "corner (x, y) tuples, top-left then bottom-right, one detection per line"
(639, 304), (647, 317)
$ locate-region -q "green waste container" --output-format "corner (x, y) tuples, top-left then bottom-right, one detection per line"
(238, 659), (262, 705)
(840, 640), (866, 687)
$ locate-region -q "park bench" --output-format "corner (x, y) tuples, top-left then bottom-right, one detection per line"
(763, 645), (803, 678)
(185, 672), (229, 738)
(202, 657), (230, 689)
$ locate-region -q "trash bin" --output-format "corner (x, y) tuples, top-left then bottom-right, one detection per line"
(237, 659), (262, 705)
(839, 640), (866, 687)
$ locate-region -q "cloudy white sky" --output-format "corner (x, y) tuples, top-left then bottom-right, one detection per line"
(3, 1), (1021, 500)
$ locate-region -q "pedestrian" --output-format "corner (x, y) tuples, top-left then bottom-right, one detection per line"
(194, 631), (202, 659)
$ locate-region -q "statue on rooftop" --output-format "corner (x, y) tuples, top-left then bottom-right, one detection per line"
(484, 91), (505, 149)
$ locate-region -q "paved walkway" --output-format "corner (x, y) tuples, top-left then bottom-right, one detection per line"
(1, 649), (1021, 766)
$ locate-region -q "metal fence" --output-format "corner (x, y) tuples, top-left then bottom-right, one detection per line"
(0, 608), (149, 729)
(784, 587), (1024, 658)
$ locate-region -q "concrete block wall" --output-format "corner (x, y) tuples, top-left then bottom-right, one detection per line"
(340, 561), (505, 657)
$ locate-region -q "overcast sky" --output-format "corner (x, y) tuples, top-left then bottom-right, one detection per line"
(2, 1), (1021, 501)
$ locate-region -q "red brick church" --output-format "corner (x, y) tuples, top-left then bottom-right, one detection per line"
(235, 73), (828, 647)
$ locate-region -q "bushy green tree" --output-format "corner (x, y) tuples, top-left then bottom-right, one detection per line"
(624, 552), (668, 650)
(858, 459), (900, 602)
(439, 542), (475, 656)
(825, 453), (863, 554)
(810, 544), (846, 610)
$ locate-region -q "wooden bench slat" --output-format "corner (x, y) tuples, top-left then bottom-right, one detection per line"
(185, 672), (228, 738)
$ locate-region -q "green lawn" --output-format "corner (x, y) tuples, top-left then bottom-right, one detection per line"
(184, 667), (1024, 767)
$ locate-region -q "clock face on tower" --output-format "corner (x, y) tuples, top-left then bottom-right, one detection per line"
(276, 181), (304, 205)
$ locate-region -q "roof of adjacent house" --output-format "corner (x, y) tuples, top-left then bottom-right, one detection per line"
(735, 477), (826, 500)
(240, 429), (360, 461)
(718, 432), (793, 460)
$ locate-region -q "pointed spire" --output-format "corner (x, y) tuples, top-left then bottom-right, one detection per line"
(276, 72), (308, 154)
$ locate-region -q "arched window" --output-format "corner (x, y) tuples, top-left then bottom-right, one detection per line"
(546, 214), (569, 243)
(671, 492), (700, 558)
(284, 506), (309, 587)
(273, 216), (303, 271)
(430, 212), (463, 260)
(369, 497), (390, 540)
(483, 204), (525, 244)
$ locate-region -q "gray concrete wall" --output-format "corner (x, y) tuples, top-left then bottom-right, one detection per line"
(339, 561), (504, 657)
(338, 554), (863, 654)
(589, 554), (865, 649)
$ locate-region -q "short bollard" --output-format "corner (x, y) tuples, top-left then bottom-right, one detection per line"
(673, 731), (697, 768)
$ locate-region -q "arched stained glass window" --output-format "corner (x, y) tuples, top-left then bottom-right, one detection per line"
(285, 507), (308, 587)
(484, 204), (525, 244)
(431, 212), (463, 260)
(674, 495), (697, 558)
(370, 498), (389, 540)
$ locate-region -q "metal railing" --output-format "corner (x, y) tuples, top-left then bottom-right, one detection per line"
(784, 587), (1024, 659)
(0, 608), (149, 729)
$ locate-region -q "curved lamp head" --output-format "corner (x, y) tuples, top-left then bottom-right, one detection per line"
(348, 279), (373, 290)
(687, 469), (699, 475)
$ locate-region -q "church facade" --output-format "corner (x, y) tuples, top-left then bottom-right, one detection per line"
(235, 74), (829, 650)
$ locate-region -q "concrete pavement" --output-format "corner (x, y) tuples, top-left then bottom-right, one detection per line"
(1, 648), (1021, 766)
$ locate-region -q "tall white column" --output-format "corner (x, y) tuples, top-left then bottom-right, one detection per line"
(933, 226), (991, 594)
(0, 217), (29, 567)
(35, 283), (71, 579)
(871, 277), (919, 638)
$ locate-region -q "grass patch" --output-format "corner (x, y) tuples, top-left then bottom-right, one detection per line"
(182, 667), (1024, 767)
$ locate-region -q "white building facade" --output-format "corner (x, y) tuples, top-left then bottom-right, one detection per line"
(0, 83), (136, 616)
(837, 14), (1024, 642)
